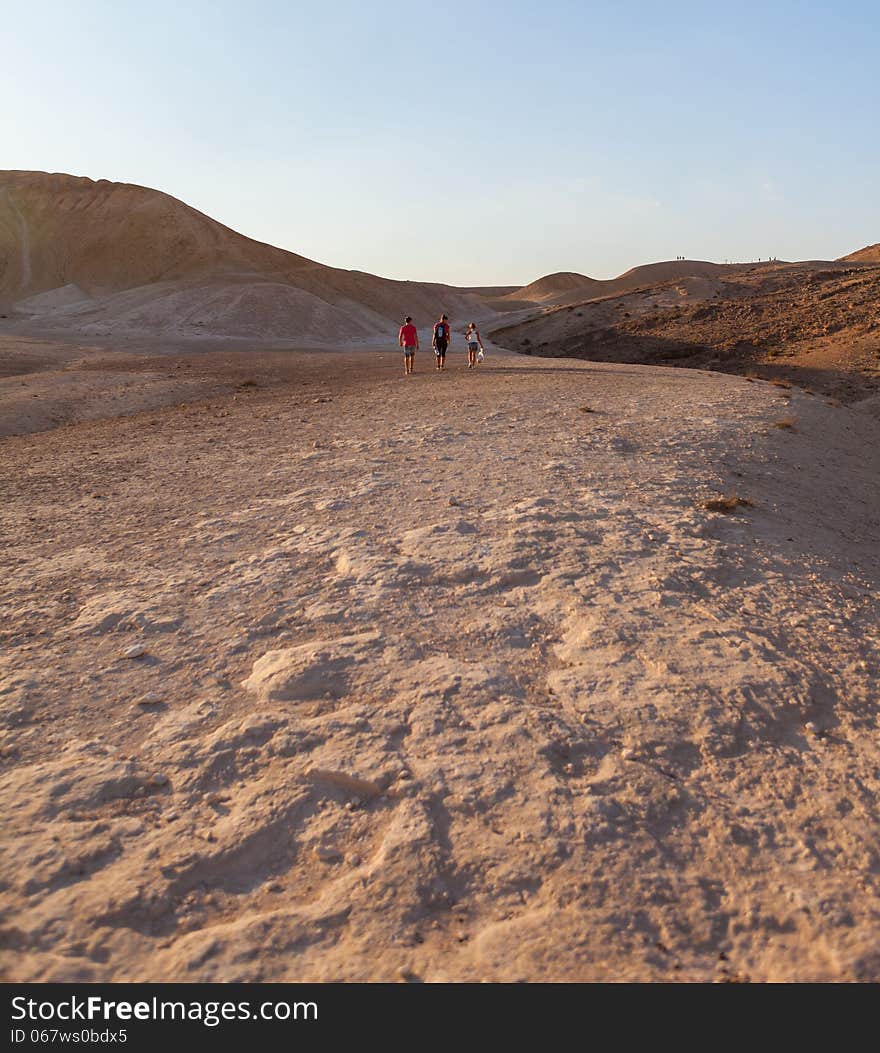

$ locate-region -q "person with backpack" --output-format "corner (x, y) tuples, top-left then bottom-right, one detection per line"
(465, 322), (484, 368)
(398, 316), (419, 375)
(432, 313), (450, 371)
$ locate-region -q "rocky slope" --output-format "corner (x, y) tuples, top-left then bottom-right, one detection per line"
(839, 243), (880, 264)
(490, 262), (880, 402)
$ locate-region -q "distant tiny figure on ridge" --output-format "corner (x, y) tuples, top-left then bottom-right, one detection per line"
(399, 316), (419, 375)
(433, 313), (450, 371)
(465, 321), (483, 368)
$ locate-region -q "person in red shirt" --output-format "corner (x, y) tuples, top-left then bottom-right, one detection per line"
(398, 316), (419, 375)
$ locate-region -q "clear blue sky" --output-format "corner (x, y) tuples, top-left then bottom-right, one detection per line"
(3, 0), (878, 284)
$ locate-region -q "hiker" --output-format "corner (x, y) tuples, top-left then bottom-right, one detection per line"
(465, 322), (483, 368)
(399, 316), (419, 375)
(433, 313), (450, 370)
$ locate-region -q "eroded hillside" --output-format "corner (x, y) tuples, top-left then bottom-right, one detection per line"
(491, 263), (880, 402)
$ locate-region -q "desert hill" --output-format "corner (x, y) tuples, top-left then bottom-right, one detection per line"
(490, 260), (880, 402)
(839, 243), (880, 264)
(615, 258), (770, 285)
(0, 171), (512, 343)
(491, 258), (790, 313)
(5, 170), (870, 358)
(501, 271), (604, 304)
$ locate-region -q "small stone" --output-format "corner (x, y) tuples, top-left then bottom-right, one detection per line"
(448, 496), (460, 507)
(306, 767), (382, 798)
(804, 721), (818, 734)
(621, 747), (636, 760)
(347, 853), (362, 866)
(314, 844), (342, 863)
(137, 692), (163, 706)
(123, 644), (147, 659)
(148, 772), (170, 787)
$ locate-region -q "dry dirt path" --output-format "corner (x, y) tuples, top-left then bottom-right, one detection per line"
(1, 352), (879, 981)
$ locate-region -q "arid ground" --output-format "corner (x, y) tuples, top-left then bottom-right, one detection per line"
(2, 334), (879, 982)
(2, 172), (879, 981)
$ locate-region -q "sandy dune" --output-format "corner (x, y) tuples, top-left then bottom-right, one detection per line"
(497, 271), (605, 305)
(0, 172), (512, 345)
(1, 344), (879, 982)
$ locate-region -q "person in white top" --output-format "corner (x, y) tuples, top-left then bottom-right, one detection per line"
(465, 322), (483, 368)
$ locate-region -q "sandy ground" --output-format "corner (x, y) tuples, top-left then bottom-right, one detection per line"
(1, 339), (880, 982)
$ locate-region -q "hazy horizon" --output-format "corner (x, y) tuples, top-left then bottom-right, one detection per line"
(4, 0), (878, 285)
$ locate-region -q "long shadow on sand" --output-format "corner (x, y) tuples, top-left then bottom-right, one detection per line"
(504, 335), (880, 401)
